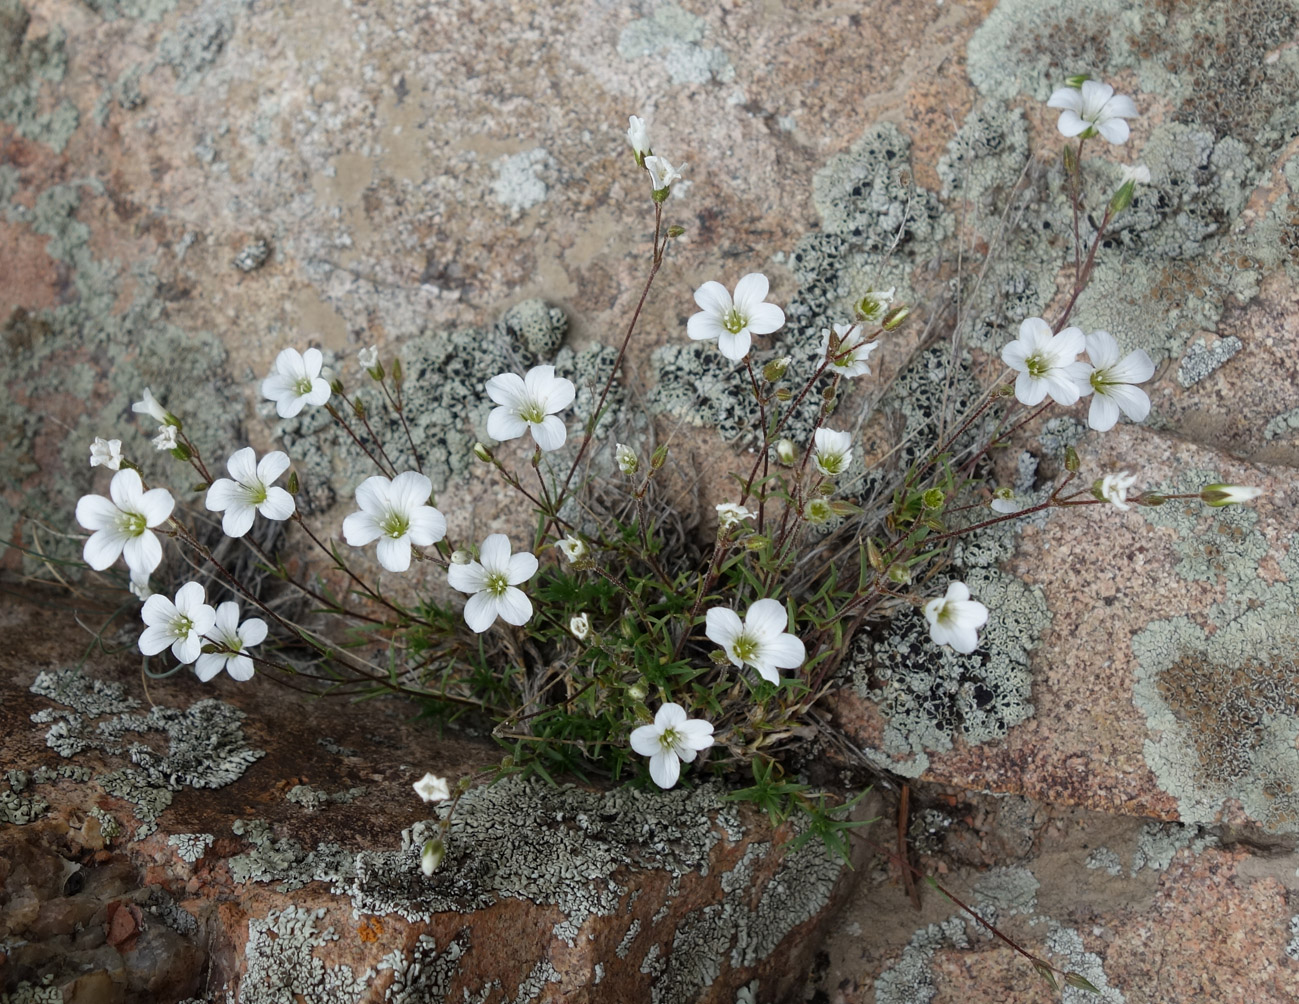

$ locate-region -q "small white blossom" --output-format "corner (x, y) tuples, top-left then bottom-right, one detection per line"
(1099, 470), (1139, 510)
(570, 612), (591, 640)
(687, 273), (785, 362)
(485, 365), (576, 453)
(446, 534), (538, 633)
(132, 388), (171, 425)
(629, 703), (715, 789)
(152, 425), (178, 452)
(556, 535), (587, 563)
(342, 471), (446, 573)
(261, 347), (332, 419)
(1120, 163), (1151, 185)
(1047, 79), (1138, 145)
(989, 487), (1022, 514)
(205, 448), (295, 538)
(820, 323), (879, 379)
(413, 772), (451, 804)
(420, 837), (445, 876)
(76, 468), (175, 578)
(89, 438), (122, 470)
(1001, 318), (1085, 406)
(923, 582), (988, 654)
(139, 581), (217, 665)
(1068, 330), (1154, 432)
(627, 115), (651, 160)
(705, 597), (806, 685)
(1200, 484), (1263, 507)
(812, 428), (852, 478)
(615, 443), (639, 475)
(715, 502), (755, 529)
(857, 286), (896, 321)
(194, 601), (266, 682)
(358, 345), (379, 369)
(644, 155), (685, 196)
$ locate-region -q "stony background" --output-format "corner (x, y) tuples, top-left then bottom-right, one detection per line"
(3, 0), (1299, 1001)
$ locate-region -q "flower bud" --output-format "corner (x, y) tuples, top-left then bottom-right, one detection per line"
(330, 378), (344, 395)
(763, 356), (791, 382)
(1199, 484), (1263, 507)
(287, 471), (299, 494)
(1108, 178), (1136, 216)
(1062, 143), (1078, 176)
(352, 398), (366, 419)
(170, 443), (192, 462)
(866, 538), (884, 570)
(420, 837), (445, 877)
(887, 563), (912, 585)
(775, 388), (792, 402)
(615, 443), (639, 475)
(805, 498), (833, 525)
(775, 439), (796, 465)
(450, 549), (472, 565)
(650, 444), (668, 470)
(569, 612), (590, 640)
(922, 488), (945, 510)
(817, 481), (836, 497)
(882, 305), (910, 330)
(666, 224), (685, 239)
(392, 358), (404, 386)
(556, 535), (587, 563)
(1064, 73), (1091, 88)
(1137, 492), (1167, 506)
(192, 482), (210, 493)
(1064, 445), (1080, 472)
(473, 442), (494, 463)
(855, 287), (895, 322)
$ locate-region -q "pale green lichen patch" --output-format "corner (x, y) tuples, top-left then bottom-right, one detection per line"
(617, 4), (733, 86)
(29, 668), (264, 837)
(1045, 926), (1126, 1003)
(236, 906), (369, 1003)
(228, 817), (355, 893)
(0, 0), (79, 152)
(973, 865), (1040, 918)
(874, 916), (970, 1004)
(168, 831), (215, 863)
(1130, 821), (1216, 875)
(1085, 847), (1123, 876)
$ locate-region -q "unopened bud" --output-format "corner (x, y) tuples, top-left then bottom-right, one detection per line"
(1137, 492), (1167, 506)
(775, 439), (796, 465)
(615, 443), (639, 475)
(287, 471), (299, 494)
(420, 838), (445, 877)
(170, 443), (192, 461)
(921, 488), (945, 510)
(882, 305), (910, 330)
(1108, 178), (1135, 216)
(817, 481), (836, 497)
(886, 563), (912, 585)
(650, 444), (668, 470)
(1062, 143), (1078, 176)
(392, 358), (404, 385)
(1064, 445), (1080, 472)
(353, 398), (366, 419)
(330, 378), (344, 394)
(763, 356), (790, 382)
(666, 225), (685, 239)
(192, 482), (210, 493)
(450, 549), (472, 565)
(473, 442), (494, 463)
(1064, 73), (1090, 88)
(1199, 484), (1263, 507)
(805, 498), (833, 525)
(866, 538), (884, 571)
(775, 388), (792, 402)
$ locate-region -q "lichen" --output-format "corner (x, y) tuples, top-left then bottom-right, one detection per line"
(1285, 915), (1299, 962)
(1085, 847), (1123, 876)
(29, 668), (264, 836)
(490, 149), (553, 215)
(973, 865), (1039, 917)
(234, 906), (368, 1004)
(228, 818), (356, 893)
(168, 831), (215, 863)
(617, 4), (733, 86)
(873, 916), (970, 1004)
(1129, 821), (1215, 875)
(0, 0), (79, 152)
(1045, 926), (1125, 1004)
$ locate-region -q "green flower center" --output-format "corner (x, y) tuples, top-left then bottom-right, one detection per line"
(1089, 369), (1113, 392)
(246, 483), (269, 506)
(722, 307), (747, 335)
(518, 400), (546, 424)
(294, 376), (315, 396)
(659, 726), (680, 749)
(818, 452), (845, 475)
(1025, 353), (1049, 378)
(172, 615), (194, 640)
(381, 511), (410, 539)
(122, 511), (147, 536)
(484, 570), (510, 597)
(732, 634), (759, 665)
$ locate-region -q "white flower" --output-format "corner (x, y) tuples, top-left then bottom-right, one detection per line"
(1001, 318), (1085, 406)
(989, 487), (1021, 514)
(570, 612), (590, 640)
(705, 597), (806, 685)
(629, 703), (715, 789)
(556, 535), (587, 563)
(342, 471), (446, 573)
(485, 365), (576, 453)
(420, 837), (445, 876)
(358, 345), (378, 369)
(688, 273), (785, 362)
(128, 575), (153, 602)
(1068, 330), (1154, 432)
(194, 601), (266, 682)
(132, 388), (171, 425)
(820, 323), (879, 378)
(1047, 79), (1138, 145)
(922, 582), (988, 655)
(413, 772), (450, 803)
(1200, 484), (1263, 507)
(644, 155), (685, 195)
(615, 443), (639, 475)
(261, 347), (332, 419)
(205, 448), (295, 538)
(1120, 163), (1151, 185)
(857, 286), (896, 321)
(138, 581), (217, 665)
(152, 425), (178, 452)
(76, 468), (175, 578)
(627, 115), (651, 160)
(715, 502), (755, 529)
(89, 438), (122, 470)
(446, 534), (538, 633)
(812, 428), (852, 478)
(1099, 470), (1139, 511)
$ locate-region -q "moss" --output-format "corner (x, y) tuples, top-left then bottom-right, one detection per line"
(29, 668), (264, 837)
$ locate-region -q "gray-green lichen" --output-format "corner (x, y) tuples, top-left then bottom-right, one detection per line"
(29, 667), (264, 837)
(0, 0), (79, 152)
(874, 916), (970, 1004)
(1130, 478), (1299, 831)
(228, 817), (355, 893)
(168, 831), (215, 863)
(1045, 926), (1125, 1004)
(490, 149), (553, 215)
(1084, 847), (1123, 876)
(617, 4), (733, 86)
(233, 907), (369, 1004)
(1286, 915), (1299, 962)
(973, 865), (1039, 918)
(1130, 821), (1216, 875)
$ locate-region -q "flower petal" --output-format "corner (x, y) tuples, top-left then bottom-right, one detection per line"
(138, 624), (173, 656)
(743, 598), (789, 641)
(239, 617), (268, 648)
(495, 586), (533, 626)
(1055, 109), (1088, 137)
(1096, 117), (1130, 145)
(530, 415), (567, 452)
(462, 591), (499, 633)
(649, 750), (680, 789)
(692, 280), (732, 315)
(1046, 87), (1083, 112)
(446, 561), (488, 594)
(225, 654), (256, 681)
(301, 347), (324, 379)
(305, 378), (332, 407)
(676, 719), (715, 750)
(83, 529), (127, 570)
(257, 451), (291, 485)
(717, 330), (751, 361)
(485, 373), (528, 409)
(227, 447), (257, 483)
(194, 653), (224, 682)
(1105, 383), (1150, 423)
(1109, 348), (1155, 385)
(542, 376), (575, 414)
(656, 702), (688, 729)
(342, 511), (383, 546)
(221, 503), (257, 539)
(479, 534), (512, 573)
(705, 607), (743, 650)
(763, 633), (806, 670)
(76, 494), (119, 532)
(1083, 331), (1120, 369)
(390, 471), (434, 515)
(1013, 372), (1048, 406)
(744, 302), (785, 336)
(731, 273), (770, 311)
(630, 724), (663, 757)
(407, 507), (447, 547)
(376, 535), (412, 572)
(138, 488), (175, 526)
(506, 550), (539, 585)
(686, 311), (727, 343)
(122, 531), (163, 577)
(487, 408), (530, 443)
(205, 479), (239, 512)
(258, 487), (296, 521)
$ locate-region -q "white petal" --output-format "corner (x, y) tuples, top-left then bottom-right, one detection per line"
(275, 347), (306, 379)
(407, 507), (447, 546)
(140, 594), (176, 628)
(1001, 341), (1030, 371)
(485, 372), (528, 409)
(122, 531), (163, 577)
(1055, 109), (1088, 137)
(945, 582), (971, 603)
(301, 347), (324, 379)
(675, 720), (715, 750)
(342, 511), (383, 547)
(212, 601), (241, 635)
(83, 529), (127, 570)
(205, 479), (239, 512)
(495, 587), (533, 626)
(1046, 87), (1083, 112)
(1083, 331), (1120, 369)
(276, 394), (306, 419)
(1043, 372), (1082, 406)
(238, 617), (268, 648)
(506, 550), (539, 585)
(542, 376), (575, 414)
(138, 624), (174, 656)
(1052, 326), (1086, 362)
(523, 365), (557, 399)
(225, 654), (256, 681)
(227, 447), (257, 483)
(1096, 117), (1130, 145)
(353, 476), (391, 517)
(648, 751), (680, 789)
(1108, 349), (1154, 385)
(172, 634), (203, 665)
(686, 311), (727, 343)
(692, 280), (733, 315)
(257, 451), (291, 485)
(947, 624), (980, 654)
(1103, 93), (1138, 119)
(304, 378), (332, 406)
(763, 633), (806, 670)
(731, 273), (770, 311)
(479, 534), (512, 573)
(717, 330), (751, 361)
(1087, 394), (1121, 432)
(1105, 383), (1150, 423)
(76, 494), (119, 532)
(487, 408), (530, 443)
(744, 301), (785, 336)
(376, 535), (412, 572)
(462, 591), (499, 633)
(1013, 373), (1048, 407)
(531, 415), (567, 452)
(262, 373), (295, 402)
(258, 488), (296, 521)
(138, 488), (175, 527)
(221, 504), (257, 539)
(655, 702), (688, 729)
(630, 724), (664, 757)
(446, 561), (488, 594)
(390, 471), (434, 515)
(744, 598), (789, 642)
(194, 653), (224, 682)
(705, 607), (743, 650)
